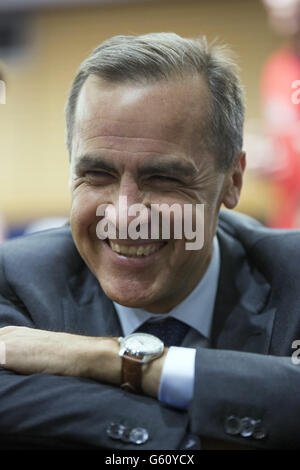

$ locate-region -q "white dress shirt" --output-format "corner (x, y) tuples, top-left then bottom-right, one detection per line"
(113, 236), (220, 409)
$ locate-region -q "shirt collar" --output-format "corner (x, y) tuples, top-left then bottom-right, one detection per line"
(113, 236), (220, 339)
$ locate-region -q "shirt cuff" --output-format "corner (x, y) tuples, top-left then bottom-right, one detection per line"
(158, 346), (196, 410)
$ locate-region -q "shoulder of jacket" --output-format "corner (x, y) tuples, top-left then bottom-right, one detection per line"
(218, 209), (300, 271)
(0, 226), (82, 275)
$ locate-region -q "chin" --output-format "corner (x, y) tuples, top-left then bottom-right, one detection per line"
(100, 279), (158, 309)
(107, 292), (152, 309)
(113, 297), (148, 309)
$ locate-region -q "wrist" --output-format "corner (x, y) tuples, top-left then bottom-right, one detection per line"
(141, 347), (169, 398)
(80, 336), (122, 385)
(78, 336), (168, 399)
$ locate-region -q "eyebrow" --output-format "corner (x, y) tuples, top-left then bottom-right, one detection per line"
(75, 154), (197, 179)
(137, 160), (197, 179)
(75, 155), (117, 174)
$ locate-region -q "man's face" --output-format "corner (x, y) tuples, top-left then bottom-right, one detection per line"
(70, 75), (244, 313)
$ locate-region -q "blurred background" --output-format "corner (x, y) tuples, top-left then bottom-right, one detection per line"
(0, 0), (300, 238)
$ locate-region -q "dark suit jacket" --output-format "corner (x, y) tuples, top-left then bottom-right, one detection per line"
(0, 210), (300, 450)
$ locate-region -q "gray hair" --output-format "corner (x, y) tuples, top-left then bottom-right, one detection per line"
(65, 32), (245, 171)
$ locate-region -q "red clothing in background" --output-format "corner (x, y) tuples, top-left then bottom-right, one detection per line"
(261, 46), (300, 227)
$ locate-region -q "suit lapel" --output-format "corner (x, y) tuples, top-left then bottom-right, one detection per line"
(62, 263), (122, 338)
(211, 227), (276, 354)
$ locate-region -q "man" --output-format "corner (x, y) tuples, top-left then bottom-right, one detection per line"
(0, 33), (300, 450)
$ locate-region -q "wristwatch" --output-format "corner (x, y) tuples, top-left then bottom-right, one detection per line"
(118, 333), (164, 393)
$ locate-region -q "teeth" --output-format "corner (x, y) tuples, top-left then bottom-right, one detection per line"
(109, 241), (162, 257)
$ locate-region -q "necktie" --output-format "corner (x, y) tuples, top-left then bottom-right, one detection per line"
(137, 317), (189, 347)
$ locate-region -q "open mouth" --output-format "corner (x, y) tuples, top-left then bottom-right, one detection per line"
(106, 239), (167, 257)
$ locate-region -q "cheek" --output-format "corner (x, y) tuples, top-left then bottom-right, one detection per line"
(70, 189), (101, 234)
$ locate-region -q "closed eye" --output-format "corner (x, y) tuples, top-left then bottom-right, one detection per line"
(84, 171), (115, 183)
(148, 175), (180, 184)
(85, 170), (108, 176)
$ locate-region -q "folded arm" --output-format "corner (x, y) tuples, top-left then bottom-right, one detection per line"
(0, 324), (168, 398)
(0, 304), (186, 450)
(3, 323), (300, 449)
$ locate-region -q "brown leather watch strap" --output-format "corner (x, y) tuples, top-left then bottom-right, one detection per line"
(120, 352), (143, 393)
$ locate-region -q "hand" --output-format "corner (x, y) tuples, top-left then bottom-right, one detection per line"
(0, 326), (167, 398)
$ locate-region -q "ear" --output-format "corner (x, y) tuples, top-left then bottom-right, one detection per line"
(222, 151), (246, 209)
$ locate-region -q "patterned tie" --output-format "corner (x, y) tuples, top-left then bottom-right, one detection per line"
(137, 317), (189, 347)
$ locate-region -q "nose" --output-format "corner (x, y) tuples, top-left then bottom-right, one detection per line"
(118, 173), (143, 208)
(111, 174), (151, 238)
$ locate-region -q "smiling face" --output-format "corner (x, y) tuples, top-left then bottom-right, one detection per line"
(69, 74), (245, 313)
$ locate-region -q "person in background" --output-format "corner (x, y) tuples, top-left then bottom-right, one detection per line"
(261, 0), (300, 227)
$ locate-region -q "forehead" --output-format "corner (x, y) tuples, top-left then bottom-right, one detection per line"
(72, 74), (211, 162)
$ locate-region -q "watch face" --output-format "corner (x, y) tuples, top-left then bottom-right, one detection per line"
(122, 333), (163, 356)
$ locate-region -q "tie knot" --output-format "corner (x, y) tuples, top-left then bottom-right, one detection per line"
(137, 317), (189, 347)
